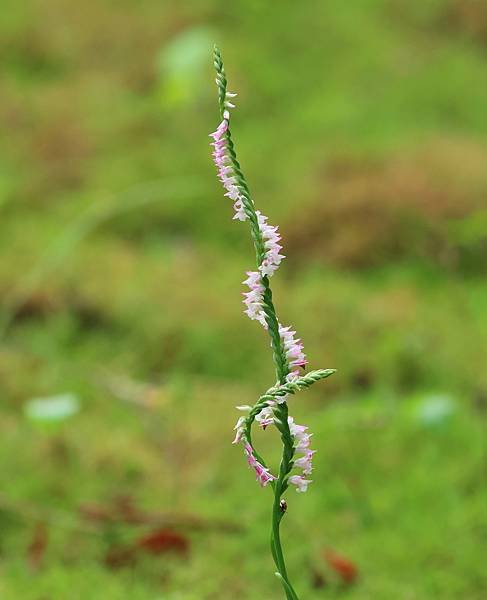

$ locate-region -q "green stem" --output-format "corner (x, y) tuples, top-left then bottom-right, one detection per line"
(271, 399), (299, 598)
(272, 494), (294, 600)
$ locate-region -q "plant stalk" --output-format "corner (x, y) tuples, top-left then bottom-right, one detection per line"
(213, 46), (337, 600)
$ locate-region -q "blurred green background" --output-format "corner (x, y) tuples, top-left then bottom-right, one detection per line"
(1, 1), (486, 598)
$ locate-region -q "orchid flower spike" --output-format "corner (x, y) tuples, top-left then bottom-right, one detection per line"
(210, 45), (336, 600)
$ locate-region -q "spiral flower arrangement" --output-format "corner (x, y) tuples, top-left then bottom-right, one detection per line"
(210, 46), (336, 599)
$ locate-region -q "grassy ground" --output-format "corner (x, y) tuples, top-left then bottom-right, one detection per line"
(1, 1), (486, 598)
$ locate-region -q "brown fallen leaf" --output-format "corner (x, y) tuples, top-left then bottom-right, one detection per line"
(324, 548), (358, 584)
(136, 528), (189, 556)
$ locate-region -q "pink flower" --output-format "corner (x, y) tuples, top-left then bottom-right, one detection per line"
(210, 109), (248, 222)
(295, 432), (313, 452)
(254, 463), (276, 487)
(242, 271), (267, 328)
(279, 325), (308, 379)
(244, 443), (258, 466)
(288, 416), (308, 437)
(232, 416), (246, 444)
(243, 271), (261, 287)
(232, 200), (247, 221)
(244, 443), (277, 487)
(288, 475), (312, 493)
(288, 417), (313, 451)
(287, 416), (315, 485)
(293, 450), (316, 475)
(209, 118), (228, 141)
(255, 405), (274, 429)
(256, 211), (285, 278)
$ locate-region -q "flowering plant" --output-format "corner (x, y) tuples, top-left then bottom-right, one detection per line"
(210, 46), (336, 599)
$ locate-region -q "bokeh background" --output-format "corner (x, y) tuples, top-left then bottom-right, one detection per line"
(1, 1), (486, 598)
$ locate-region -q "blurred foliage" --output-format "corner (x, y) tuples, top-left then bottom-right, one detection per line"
(0, 0), (486, 598)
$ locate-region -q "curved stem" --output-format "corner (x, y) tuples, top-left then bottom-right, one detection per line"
(272, 492), (293, 600)
(271, 400), (299, 598)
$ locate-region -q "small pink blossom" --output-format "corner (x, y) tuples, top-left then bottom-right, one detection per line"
(244, 443), (258, 466)
(242, 271), (267, 328)
(210, 112), (248, 222)
(244, 443), (277, 487)
(209, 118), (228, 141)
(288, 416), (308, 437)
(255, 405), (274, 429)
(256, 211), (285, 278)
(279, 325), (308, 379)
(287, 416), (315, 487)
(232, 199), (247, 221)
(293, 450), (316, 475)
(288, 475), (312, 493)
(232, 416), (246, 444)
(295, 432), (313, 452)
(289, 417), (313, 451)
